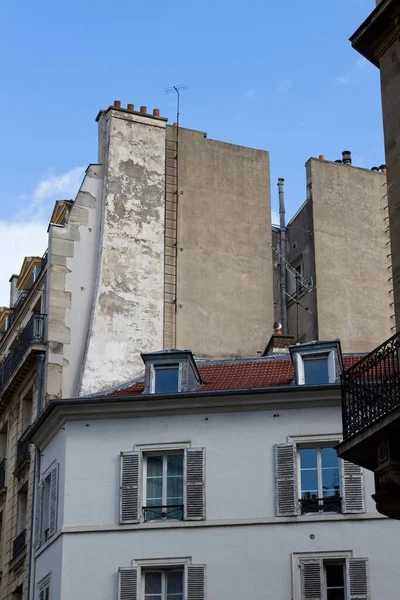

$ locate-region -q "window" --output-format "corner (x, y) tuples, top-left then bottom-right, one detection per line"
(274, 442), (364, 517)
(299, 447), (340, 513)
(303, 356), (329, 384)
(17, 488), (28, 534)
(145, 454), (184, 521)
(153, 366), (180, 394)
(37, 574), (51, 600)
(120, 448), (205, 524)
(12, 585), (23, 600)
(35, 463), (58, 549)
(144, 569), (183, 600)
(299, 556), (369, 600)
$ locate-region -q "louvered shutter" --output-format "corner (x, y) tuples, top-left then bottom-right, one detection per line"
(300, 559), (323, 600)
(39, 590), (45, 600)
(35, 482), (43, 549)
(186, 565), (206, 600)
(120, 452), (140, 524)
(118, 567), (139, 600)
(48, 463), (59, 537)
(185, 448), (205, 520)
(341, 461), (364, 513)
(348, 558), (369, 600)
(274, 443), (298, 516)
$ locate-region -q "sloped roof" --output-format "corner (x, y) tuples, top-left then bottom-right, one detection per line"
(104, 354), (364, 398)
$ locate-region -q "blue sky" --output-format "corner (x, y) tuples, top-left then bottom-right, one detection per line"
(0, 0), (382, 304)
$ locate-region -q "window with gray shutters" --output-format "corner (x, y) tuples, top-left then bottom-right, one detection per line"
(274, 443), (364, 516)
(37, 573), (51, 600)
(120, 448), (205, 524)
(118, 564), (205, 600)
(299, 557), (369, 600)
(35, 463), (58, 549)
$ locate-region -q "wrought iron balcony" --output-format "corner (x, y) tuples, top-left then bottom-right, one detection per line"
(12, 529), (26, 558)
(0, 313), (45, 395)
(0, 459), (6, 490)
(299, 495), (341, 515)
(341, 331), (400, 440)
(143, 504), (184, 522)
(15, 435), (30, 473)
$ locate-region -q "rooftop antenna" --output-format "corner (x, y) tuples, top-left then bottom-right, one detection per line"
(165, 84), (188, 129)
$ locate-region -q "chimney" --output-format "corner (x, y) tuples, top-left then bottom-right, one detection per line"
(263, 329), (295, 356)
(9, 274), (19, 308)
(342, 150), (352, 166)
(318, 155), (325, 161)
(273, 321), (283, 335)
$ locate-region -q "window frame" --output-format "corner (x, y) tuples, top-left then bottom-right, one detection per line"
(293, 552), (353, 600)
(143, 451), (185, 522)
(150, 364), (182, 394)
(142, 567), (184, 600)
(297, 443), (341, 514)
(37, 573), (51, 600)
(296, 350), (336, 385)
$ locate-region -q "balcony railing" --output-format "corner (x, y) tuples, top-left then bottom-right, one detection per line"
(0, 313), (45, 393)
(143, 504), (184, 522)
(16, 435), (30, 471)
(342, 331), (400, 440)
(0, 459), (6, 490)
(12, 529), (26, 558)
(299, 496), (341, 515)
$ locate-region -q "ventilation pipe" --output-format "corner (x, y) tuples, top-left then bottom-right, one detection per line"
(342, 150), (352, 165)
(277, 178), (288, 335)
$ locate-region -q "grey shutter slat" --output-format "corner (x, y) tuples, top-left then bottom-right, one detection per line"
(35, 482), (43, 549)
(39, 590), (45, 600)
(348, 558), (369, 600)
(274, 443), (298, 516)
(48, 463), (59, 537)
(185, 448), (205, 520)
(120, 452), (140, 523)
(300, 559), (323, 600)
(342, 461), (364, 513)
(118, 567), (139, 600)
(186, 565), (205, 600)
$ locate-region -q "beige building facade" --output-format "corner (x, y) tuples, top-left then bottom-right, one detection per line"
(273, 155), (393, 352)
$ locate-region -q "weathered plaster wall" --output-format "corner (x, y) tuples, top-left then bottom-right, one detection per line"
(79, 108), (166, 395)
(45, 166), (103, 400)
(175, 128), (272, 358)
(309, 158), (392, 352)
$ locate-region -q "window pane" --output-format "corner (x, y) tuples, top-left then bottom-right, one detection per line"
(147, 456), (163, 477)
(300, 470), (318, 497)
(326, 563), (344, 587)
(300, 448), (317, 469)
(145, 572), (162, 594)
(167, 571), (183, 595)
(322, 470), (340, 496)
(155, 367), (179, 393)
(327, 591), (345, 600)
(304, 357), (329, 384)
(167, 455), (184, 505)
(146, 457), (163, 504)
(321, 448), (338, 469)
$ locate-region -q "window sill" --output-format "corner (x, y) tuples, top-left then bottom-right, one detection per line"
(34, 530), (61, 558)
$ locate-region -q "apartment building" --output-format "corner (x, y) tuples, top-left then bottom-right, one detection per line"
(0, 102), (272, 599)
(273, 153), (392, 352)
(26, 338), (400, 599)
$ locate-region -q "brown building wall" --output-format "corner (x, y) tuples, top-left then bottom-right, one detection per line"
(175, 128), (273, 358)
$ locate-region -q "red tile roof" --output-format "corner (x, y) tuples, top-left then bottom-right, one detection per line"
(105, 354), (364, 397)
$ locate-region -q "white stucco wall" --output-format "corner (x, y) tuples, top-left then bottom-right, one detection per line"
(79, 109), (166, 395)
(33, 400), (400, 599)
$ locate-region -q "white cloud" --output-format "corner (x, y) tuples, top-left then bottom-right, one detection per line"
(271, 209), (280, 226)
(0, 166), (85, 306)
(335, 76), (350, 84)
(276, 79), (292, 95)
(245, 88), (256, 99)
(34, 167), (85, 202)
(0, 221), (48, 306)
(357, 57), (368, 68)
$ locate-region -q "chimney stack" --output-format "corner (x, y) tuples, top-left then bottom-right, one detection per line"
(342, 150), (352, 166)
(9, 274), (19, 308)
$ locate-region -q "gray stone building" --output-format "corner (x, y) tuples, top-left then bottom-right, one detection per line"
(273, 154), (392, 353)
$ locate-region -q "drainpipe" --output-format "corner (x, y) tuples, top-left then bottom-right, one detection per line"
(27, 353), (45, 600)
(278, 178), (288, 334)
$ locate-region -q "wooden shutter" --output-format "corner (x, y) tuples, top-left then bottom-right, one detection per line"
(120, 452), (140, 524)
(35, 482), (43, 549)
(48, 463), (59, 537)
(186, 565), (206, 600)
(185, 448), (205, 520)
(274, 443), (298, 516)
(348, 558), (369, 600)
(341, 460), (364, 513)
(118, 567), (139, 600)
(300, 559), (323, 600)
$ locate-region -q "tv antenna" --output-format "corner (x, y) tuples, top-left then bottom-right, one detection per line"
(165, 84), (188, 129)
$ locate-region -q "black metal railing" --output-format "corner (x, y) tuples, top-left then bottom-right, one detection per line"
(0, 459), (6, 489)
(16, 435), (30, 466)
(342, 331), (400, 440)
(300, 496), (341, 515)
(0, 314), (45, 392)
(9, 292), (29, 325)
(12, 529), (26, 558)
(143, 504), (184, 522)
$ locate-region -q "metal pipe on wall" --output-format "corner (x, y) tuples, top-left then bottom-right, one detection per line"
(278, 178), (288, 334)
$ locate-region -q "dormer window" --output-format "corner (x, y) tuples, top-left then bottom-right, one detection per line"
(141, 350), (202, 395)
(153, 365), (180, 393)
(289, 341), (343, 386)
